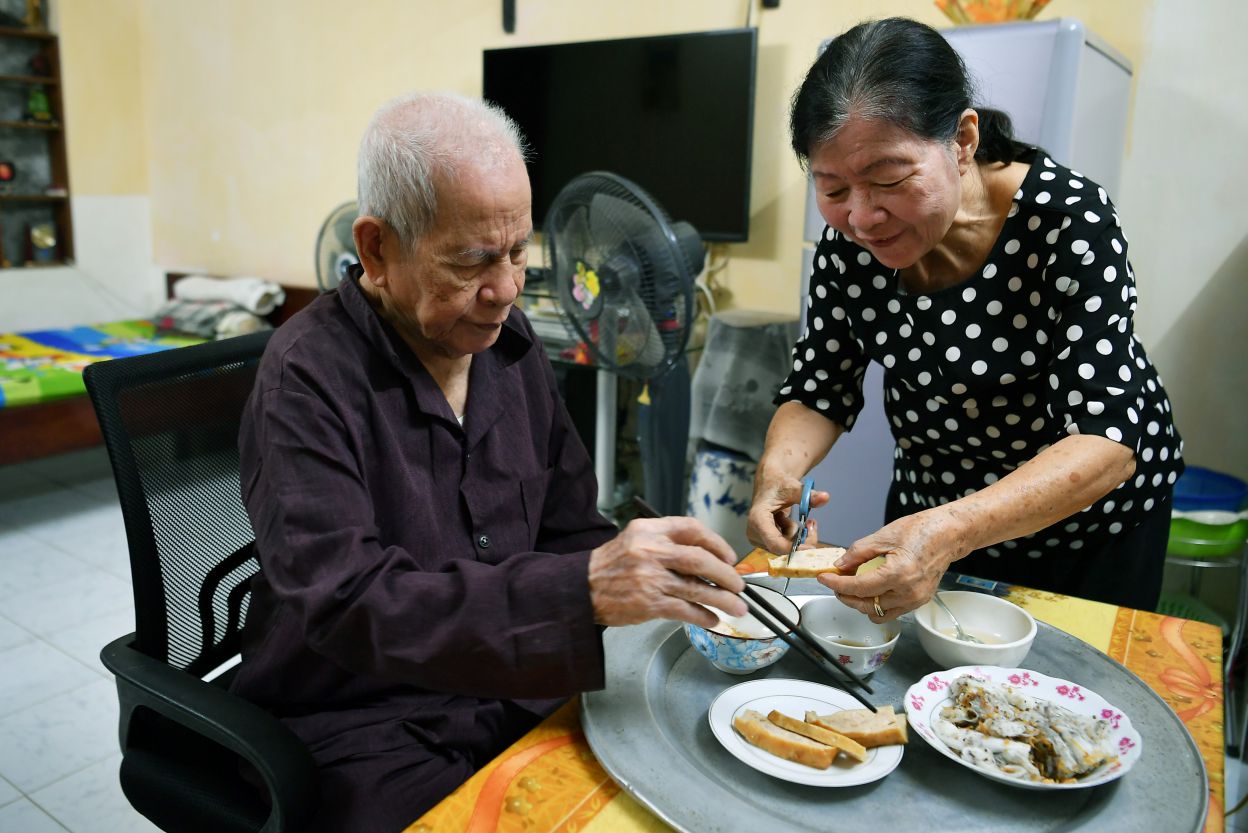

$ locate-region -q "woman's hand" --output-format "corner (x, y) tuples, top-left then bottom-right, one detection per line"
(819, 509), (972, 621)
(747, 402), (843, 554)
(746, 468), (830, 554)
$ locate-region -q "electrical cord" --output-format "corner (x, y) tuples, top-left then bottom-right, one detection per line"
(62, 265), (147, 319)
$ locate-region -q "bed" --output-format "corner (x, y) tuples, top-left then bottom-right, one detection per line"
(0, 275), (318, 467)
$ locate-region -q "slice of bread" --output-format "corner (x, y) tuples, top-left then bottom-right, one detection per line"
(732, 709), (836, 769)
(805, 705), (909, 748)
(767, 546), (847, 578)
(771, 710), (868, 763)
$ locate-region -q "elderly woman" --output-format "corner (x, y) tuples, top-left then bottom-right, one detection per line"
(748, 17), (1183, 617)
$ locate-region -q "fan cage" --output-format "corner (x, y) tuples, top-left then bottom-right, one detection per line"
(543, 172), (699, 379)
(315, 201), (360, 294)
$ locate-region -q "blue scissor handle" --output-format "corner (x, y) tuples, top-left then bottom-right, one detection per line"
(792, 477), (814, 550)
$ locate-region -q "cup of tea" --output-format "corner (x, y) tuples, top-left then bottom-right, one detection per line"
(798, 595), (900, 677)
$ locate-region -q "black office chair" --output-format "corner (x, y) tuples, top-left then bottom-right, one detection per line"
(84, 330), (315, 833)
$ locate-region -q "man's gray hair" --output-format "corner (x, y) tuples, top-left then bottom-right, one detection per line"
(357, 91), (527, 253)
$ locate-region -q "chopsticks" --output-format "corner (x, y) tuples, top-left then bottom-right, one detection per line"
(741, 585), (877, 711)
(631, 498), (877, 712)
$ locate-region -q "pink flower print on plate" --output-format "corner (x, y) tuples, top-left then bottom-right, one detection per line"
(910, 693), (925, 711)
(1007, 671), (1040, 687)
(1101, 708), (1123, 729)
(1056, 684), (1086, 701)
(927, 675), (948, 692)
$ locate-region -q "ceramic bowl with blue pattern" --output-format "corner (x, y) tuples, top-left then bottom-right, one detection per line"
(684, 584), (800, 675)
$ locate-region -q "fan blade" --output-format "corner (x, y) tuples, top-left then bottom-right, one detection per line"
(670, 220), (706, 276)
(587, 192), (651, 253)
(333, 211), (356, 251)
(316, 201), (359, 293)
(596, 303), (618, 367)
(607, 290), (665, 373)
(549, 206), (611, 352)
(588, 192), (692, 321)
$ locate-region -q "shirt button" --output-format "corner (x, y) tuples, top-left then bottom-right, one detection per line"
(478, 535), (491, 549)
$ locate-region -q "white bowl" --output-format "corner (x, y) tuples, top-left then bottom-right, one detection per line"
(798, 596), (900, 677)
(914, 591), (1036, 669)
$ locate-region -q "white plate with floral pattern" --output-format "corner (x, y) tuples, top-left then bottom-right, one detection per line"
(904, 665), (1142, 790)
(709, 678), (904, 787)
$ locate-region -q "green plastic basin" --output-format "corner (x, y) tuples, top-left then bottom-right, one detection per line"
(1167, 510), (1248, 559)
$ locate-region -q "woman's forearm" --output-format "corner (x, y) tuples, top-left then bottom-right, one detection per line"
(755, 401), (845, 486)
(747, 402), (846, 552)
(939, 434), (1137, 555)
(821, 434), (1138, 617)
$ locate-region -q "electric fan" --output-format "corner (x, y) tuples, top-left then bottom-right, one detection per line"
(315, 201), (360, 293)
(544, 172), (705, 516)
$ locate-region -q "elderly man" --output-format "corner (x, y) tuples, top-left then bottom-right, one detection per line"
(231, 92), (745, 833)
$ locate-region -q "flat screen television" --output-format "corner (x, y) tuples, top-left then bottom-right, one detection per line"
(483, 27), (757, 242)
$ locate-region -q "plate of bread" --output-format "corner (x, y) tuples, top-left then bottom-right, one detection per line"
(709, 678), (906, 787)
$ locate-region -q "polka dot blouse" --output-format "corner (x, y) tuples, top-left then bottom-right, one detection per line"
(778, 151), (1184, 560)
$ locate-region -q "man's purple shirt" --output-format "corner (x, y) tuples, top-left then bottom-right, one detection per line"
(231, 275), (616, 762)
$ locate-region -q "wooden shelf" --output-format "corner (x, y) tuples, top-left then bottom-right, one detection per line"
(0, 26), (55, 41)
(0, 119), (60, 130)
(0, 25), (73, 264)
(0, 73), (56, 85)
(0, 259), (72, 270)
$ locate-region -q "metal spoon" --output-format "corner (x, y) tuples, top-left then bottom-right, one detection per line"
(932, 593), (983, 644)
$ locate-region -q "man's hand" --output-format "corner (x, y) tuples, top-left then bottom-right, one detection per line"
(589, 517), (747, 629)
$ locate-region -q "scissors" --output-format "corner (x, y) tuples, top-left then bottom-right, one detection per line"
(782, 477), (815, 594)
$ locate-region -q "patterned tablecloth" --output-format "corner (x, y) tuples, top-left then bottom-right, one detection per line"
(408, 552), (1227, 833)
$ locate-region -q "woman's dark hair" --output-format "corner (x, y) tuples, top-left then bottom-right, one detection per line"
(790, 17), (1027, 168)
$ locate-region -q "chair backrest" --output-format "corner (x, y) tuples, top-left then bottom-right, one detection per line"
(85, 330), (273, 677)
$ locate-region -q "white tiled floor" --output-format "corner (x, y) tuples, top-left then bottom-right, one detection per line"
(1, 446), (1248, 832)
(0, 449), (160, 833)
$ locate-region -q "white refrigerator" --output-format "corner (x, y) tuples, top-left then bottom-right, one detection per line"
(797, 18), (1133, 546)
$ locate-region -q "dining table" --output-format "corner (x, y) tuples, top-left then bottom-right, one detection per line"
(405, 550), (1228, 833)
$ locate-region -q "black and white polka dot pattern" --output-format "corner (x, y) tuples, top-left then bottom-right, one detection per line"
(779, 151), (1183, 558)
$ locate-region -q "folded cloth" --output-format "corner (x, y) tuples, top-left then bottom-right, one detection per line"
(155, 299), (272, 340)
(172, 274), (287, 316)
(214, 309), (271, 339)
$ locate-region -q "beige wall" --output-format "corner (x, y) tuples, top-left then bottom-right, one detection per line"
(114, 0), (1150, 292)
(1120, 0), (1248, 479)
(46, 0), (1246, 478)
(59, 0), (148, 195)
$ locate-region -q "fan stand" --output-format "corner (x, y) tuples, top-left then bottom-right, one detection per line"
(594, 369), (617, 514)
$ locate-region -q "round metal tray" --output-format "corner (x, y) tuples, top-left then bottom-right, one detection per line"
(581, 591), (1208, 833)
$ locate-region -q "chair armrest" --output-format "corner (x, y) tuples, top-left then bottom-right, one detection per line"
(101, 634), (316, 831)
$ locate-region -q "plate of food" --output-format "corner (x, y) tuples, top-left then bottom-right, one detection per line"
(904, 666), (1142, 790)
(708, 678), (906, 787)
